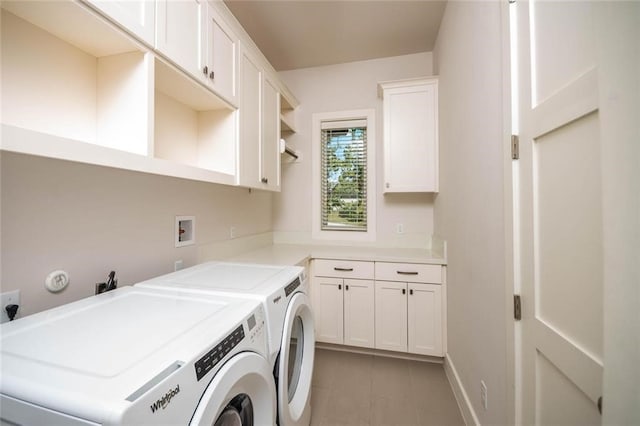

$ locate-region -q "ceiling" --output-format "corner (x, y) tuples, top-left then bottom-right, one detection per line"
(223, 0), (447, 71)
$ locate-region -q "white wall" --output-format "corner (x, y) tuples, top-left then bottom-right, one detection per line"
(0, 152), (272, 316)
(433, 2), (509, 425)
(274, 52), (435, 247)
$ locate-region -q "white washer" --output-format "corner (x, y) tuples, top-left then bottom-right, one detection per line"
(0, 286), (276, 426)
(135, 261), (315, 426)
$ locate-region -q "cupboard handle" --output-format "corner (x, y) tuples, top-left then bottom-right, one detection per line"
(209, 71), (215, 80)
(397, 271), (418, 275)
(338, 284), (342, 290)
(334, 267), (353, 272)
(346, 285), (349, 291)
(261, 177), (268, 183)
(203, 66), (209, 75)
(409, 289), (414, 295)
(402, 288), (406, 295)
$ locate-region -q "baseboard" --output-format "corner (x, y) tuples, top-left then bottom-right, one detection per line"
(444, 353), (481, 426)
(315, 342), (444, 364)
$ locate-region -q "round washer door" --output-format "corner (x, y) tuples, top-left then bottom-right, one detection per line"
(277, 292), (315, 426)
(190, 352), (276, 426)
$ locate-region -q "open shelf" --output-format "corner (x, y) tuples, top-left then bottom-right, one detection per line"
(1, 4), (151, 156)
(154, 58), (238, 177)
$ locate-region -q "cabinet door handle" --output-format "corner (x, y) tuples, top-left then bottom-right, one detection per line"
(345, 285), (349, 291)
(334, 267), (353, 272)
(203, 65), (209, 75)
(409, 289), (414, 295)
(338, 284), (342, 290)
(402, 288), (406, 295)
(397, 271), (419, 275)
(209, 71), (215, 80)
(261, 177), (268, 184)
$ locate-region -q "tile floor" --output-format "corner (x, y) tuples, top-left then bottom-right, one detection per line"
(310, 348), (465, 426)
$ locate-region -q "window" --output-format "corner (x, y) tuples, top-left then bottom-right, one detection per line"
(312, 109), (376, 242)
(321, 124), (367, 231)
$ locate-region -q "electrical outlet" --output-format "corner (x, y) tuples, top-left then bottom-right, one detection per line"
(174, 260), (184, 271)
(1, 290), (21, 323)
(396, 223), (404, 234)
(480, 380), (488, 411)
(230, 226), (236, 239)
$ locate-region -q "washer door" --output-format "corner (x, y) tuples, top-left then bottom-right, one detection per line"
(191, 352), (276, 426)
(277, 293), (315, 426)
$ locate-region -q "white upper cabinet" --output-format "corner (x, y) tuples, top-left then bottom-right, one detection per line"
(82, 0), (155, 47)
(238, 46), (281, 192)
(155, 0), (202, 81)
(379, 77), (439, 193)
(201, 4), (238, 104)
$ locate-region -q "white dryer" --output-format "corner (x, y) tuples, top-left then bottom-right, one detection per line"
(135, 262), (315, 426)
(0, 286), (276, 426)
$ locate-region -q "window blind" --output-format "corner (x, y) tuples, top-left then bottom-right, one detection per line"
(321, 125), (367, 231)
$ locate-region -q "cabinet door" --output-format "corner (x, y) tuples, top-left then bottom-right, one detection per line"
(261, 75), (281, 191)
(314, 277), (344, 345)
(84, 0), (155, 46)
(344, 279), (375, 348)
(382, 79), (438, 193)
(202, 4), (237, 103)
(408, 283), (442, 356)
(375, 280), (407, 352)
(238, 48), (261, 188)
(155, 0), (201, 78)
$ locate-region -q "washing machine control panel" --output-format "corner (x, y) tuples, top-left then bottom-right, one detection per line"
(284, 276), (301, 297)
(194, 325), (245, 381)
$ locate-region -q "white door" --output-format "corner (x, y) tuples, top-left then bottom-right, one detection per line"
(190, 352), (276, 425)
(408, 283), (442, 356)
(314, 277), (344, 344)
(278, 293), (314, 426)
(516, 1), (604, 424)
(374, 280), (407, 352)
(343, 279), (375, 348)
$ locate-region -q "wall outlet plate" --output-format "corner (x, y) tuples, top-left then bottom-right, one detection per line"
(1, 290), (21, 323)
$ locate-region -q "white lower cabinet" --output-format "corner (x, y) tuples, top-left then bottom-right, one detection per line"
(375, 281), (442, 356)
(314, 276), (375, 348)
(312, 259), (445, 357)
(375, 261), (443, 357)
(312, 259), (375, 348)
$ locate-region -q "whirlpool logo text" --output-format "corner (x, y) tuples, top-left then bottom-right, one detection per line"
(150, 385), (180, 413)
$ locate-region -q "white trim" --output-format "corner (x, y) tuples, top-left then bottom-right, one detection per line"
(311, 109), (376, 243)
(444, 353), (480, 426)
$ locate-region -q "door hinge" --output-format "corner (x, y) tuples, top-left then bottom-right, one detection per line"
(511, 135), (520, 160)
(514, 294), (522, 321)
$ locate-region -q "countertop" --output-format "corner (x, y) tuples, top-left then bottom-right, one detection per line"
(229, 243), (446, 267)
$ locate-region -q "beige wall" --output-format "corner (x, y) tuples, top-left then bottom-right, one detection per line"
(274, 52), (435, 247)
(0, 152), (272, 316)
(433, 2), (509, 425)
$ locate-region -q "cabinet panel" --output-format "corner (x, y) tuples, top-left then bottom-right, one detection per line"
(238, 49), (261, 187)
(375, 262), (442, 284)
(314, 277), (344, 345)
(375, 280), (407, 352)
(155, 0), (201, 79)
(344, 279), (375, 348)
(380, 78), (438, 193)
(84, 0), (155, 46)
(313, 259), (374, 280)
(261, 75), (280, 190)
(202, 4), (236, 103)
(408, 283), (442, 356)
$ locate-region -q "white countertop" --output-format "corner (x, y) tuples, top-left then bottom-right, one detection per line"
(229, 243), (446, 267)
